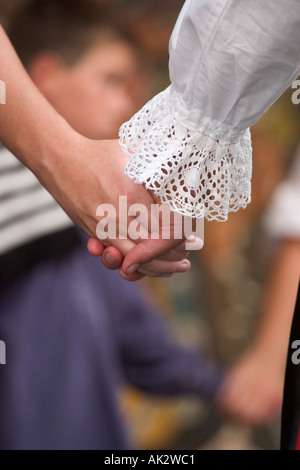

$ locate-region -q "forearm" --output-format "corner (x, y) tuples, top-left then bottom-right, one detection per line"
(0, 26), (78, 174)
(251, 240), (300, 369)
(0, 25), (99, 235)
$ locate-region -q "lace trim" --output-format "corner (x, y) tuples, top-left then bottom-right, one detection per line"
(119, 86), (252, 221)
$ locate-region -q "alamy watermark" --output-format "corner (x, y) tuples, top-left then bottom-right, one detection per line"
(96, 196), (204, 250)
(291, 80), (300, 105)
(0, 340), (6, 365)
(0, 80), (6, 105)
(291, 340), (300, 365)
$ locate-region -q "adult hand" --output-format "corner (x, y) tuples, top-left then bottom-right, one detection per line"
(88, 237), (199, 281)
(87, 182), (203, 281)
(37, 136), (195, 280)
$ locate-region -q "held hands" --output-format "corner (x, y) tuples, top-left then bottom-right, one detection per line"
(85, 140), (203, 281)
(40, 136), (202, 280)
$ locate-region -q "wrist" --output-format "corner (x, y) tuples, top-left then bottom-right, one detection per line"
(20, 111), (78, 174)
(246, 339), (287, 371)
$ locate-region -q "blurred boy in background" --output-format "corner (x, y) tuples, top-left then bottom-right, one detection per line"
(0, 0), (224, 450)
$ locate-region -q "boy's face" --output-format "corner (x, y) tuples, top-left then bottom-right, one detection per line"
(31, 41), (141, 140)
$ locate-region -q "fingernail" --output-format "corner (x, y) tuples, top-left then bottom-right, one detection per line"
(185, 237), (204, 250)
(126, 264), (140, 274)
(106, 254), (117, 266)
(196, 237), (204, 249)
(186, 234), (196, 242)
(178, 260), (190, 272)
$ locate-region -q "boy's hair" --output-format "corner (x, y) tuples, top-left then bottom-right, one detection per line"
(8, 0), (130, 68)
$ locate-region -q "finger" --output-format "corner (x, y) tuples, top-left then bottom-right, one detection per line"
(184, 236), (204, 251)
(160, 237), (203, 259)
(122, 238), (183, 275)
(87, 238), (105, 257)
(157, 239), (189, 261)
(136, 258), (191, 277)
(87, 237), (135, 271)
(156, 236), (202, 262)
(106, 238), (136, 257)
(101, 246), (124, 270)
(119, 268), (146, 282)
(157, 236), (201, 261)
(157, 249), (189, 262)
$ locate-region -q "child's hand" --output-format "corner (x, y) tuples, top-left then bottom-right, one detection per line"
(215, 348), (284, 425)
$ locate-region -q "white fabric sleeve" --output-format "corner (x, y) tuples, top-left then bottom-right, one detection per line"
(119, 0), (300, 221)
(263, 151), (300, 241)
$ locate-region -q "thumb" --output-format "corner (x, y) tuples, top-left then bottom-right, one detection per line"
(121, 237), (182, 275)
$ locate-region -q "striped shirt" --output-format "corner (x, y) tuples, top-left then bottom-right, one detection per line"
(0, 144), (73, 255)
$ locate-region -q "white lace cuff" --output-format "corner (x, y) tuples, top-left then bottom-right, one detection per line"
(119, 86), (252, 221)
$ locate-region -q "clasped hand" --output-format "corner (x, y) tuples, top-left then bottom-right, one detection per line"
(84, 141), (203, 281)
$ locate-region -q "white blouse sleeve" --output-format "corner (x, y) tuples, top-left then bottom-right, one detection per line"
(263, 150), (300, 241)
(119, 0), (300, 221)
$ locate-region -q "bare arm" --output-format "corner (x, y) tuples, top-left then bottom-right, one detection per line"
(217, 239), (300, 424)
(250, 240), (300, 365)
(0, 26), (192, 280)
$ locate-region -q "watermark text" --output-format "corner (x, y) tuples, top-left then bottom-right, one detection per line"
(0, 80), (6, 105)
(291, 80), (300, 105)
(0, 340), (6, 365)
(291, 340), (300, 365)
(96, 197), (204, 250)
